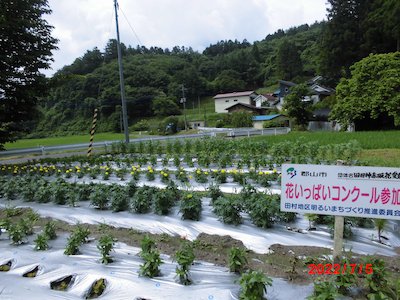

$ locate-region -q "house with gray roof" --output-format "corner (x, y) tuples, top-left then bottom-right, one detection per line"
(213, 91), (258, 113)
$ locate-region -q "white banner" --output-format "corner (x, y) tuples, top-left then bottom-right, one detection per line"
(281, 164), (400, 220)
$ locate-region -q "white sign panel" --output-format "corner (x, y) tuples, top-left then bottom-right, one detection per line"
(281, 164), (400, 220)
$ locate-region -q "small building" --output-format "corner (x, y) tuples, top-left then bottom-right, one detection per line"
(188, 120), (205, 129)
(213, 91), (258, 113)
(252, 114), (289, 129)
(276, 78), (335, 108)
(225, 102), (266, 114)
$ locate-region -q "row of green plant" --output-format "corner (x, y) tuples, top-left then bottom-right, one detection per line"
(139, 235), (272, 299)
(0, 212), (272, 299)
(0, 174), (298, 231)
(210, 184), (296, 227)
(105, 138), (361, 164)
(0, 139), (362, 175)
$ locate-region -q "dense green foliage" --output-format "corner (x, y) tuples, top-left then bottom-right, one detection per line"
(0, 0), (57, 148)
(282, 83), (311, 128)
(331, 52), (400, 129)
(319, 0), (399, 85)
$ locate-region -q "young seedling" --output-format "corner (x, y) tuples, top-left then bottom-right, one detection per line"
(239, 270), (272, 300)
(43, 221), (57, 240)
(228, 247), (248, 274)
(34, 233), (49, 251)
(97, 234), (116, 264)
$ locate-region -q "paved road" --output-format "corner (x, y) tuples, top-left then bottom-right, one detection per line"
(0, 127), (290, 161)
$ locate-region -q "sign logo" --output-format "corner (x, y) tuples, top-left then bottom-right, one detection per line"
(286, 167), (297, 178)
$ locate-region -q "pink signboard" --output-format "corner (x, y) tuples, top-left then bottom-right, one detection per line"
(281, 164), (400, 220)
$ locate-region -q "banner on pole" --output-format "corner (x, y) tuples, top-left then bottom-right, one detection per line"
(281, 164), (400, 220)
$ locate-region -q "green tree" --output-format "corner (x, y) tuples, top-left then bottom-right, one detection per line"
(0, 0), (58, 149)
(230, 112), (253, 128)
(319, 0), (371, 84)
(363, 0), (400, 54)
(152, 93), (181, 117)
(277, 39), (303, 80)
(213, 70), (246, 93)
(330, 52), (400, 129)
(282, 83), (311, 128)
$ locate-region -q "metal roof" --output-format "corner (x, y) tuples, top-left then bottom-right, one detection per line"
(214, 91), (256, 99)
(252, 114), (282, 121)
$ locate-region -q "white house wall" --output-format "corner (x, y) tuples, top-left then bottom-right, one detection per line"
(214, 95), (252, 113)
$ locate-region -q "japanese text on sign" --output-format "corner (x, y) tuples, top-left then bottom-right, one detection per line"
(281, 164), (400, 220)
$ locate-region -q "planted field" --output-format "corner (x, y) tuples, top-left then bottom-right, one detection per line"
(1, 137), (399, 299)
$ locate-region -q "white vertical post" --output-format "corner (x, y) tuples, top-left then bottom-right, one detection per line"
(333, 160), (345, 262)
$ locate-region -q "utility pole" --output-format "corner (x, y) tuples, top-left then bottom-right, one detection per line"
(114, 0), (129, 144)
(180, 84), (188, 131)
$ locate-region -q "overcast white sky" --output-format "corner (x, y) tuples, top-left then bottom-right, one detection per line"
(44, 0), (328, 76)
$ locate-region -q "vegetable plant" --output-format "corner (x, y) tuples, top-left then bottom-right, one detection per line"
(110, 187), (129, 212)
(154, 189), (175, 215)
(8, 223), (26, 244)
(34, 233), (49, 251)
(44, 221), (57, 240)
(228, 247), (248, 274)
(90, 185), (109, 210)
(140, 235), (156, 257)
(131, 186), (154, 214)
(239, 270), (272, 300)
(213, 196), (242, 225)
(247, 193), (279, 228)
(307, 278), (339, 300)
(139, 249), (163, 278)
(175, 242), (195, 285)
(97, 234), (116, 264)
(180, 193), (202, 220)
(64, 225), (90, 255)
(208, 184), (223, 204)
(335, 258), (357, 295)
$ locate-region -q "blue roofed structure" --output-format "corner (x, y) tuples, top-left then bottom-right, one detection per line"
(252, 114), (282, 121)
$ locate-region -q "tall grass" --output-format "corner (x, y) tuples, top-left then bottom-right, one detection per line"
(250, 131), (400, 149)
(4, 133), (137, 150)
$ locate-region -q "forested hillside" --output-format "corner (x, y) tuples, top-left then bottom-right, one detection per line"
(36, 22), (324, 136)
(34, 0), (399, 136)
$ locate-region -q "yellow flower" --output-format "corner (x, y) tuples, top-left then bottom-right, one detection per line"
(163, 173), (168, 177)
(258, 171), (263, 175)
(204, 171), (208, 175)
(221, 169), (226, 174)
(273, 168), (277, 173)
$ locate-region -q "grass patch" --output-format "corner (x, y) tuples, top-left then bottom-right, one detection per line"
(5, 133), (139, 150)
(358, 149), (400, 167)
(250, 130), (400, 149)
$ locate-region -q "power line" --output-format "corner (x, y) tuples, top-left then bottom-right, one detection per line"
(119, 5), (143, 47)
